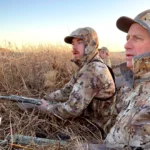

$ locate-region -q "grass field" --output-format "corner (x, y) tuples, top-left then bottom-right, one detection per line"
(0, 45), (125, 150)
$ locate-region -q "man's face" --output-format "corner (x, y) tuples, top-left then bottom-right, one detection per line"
(71, 38), (84, 60)
(98, 50), (108, 59)
(124, 23), (150, 69)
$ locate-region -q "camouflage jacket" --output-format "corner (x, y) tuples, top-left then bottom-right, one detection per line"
(105, 52), (150, 149)
(45, 55), (115, 122)
(114, 62), (133, 113)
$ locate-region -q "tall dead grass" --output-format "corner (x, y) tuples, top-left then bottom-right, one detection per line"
(0, 44), (125, 149)
(110, 51), (125, 67)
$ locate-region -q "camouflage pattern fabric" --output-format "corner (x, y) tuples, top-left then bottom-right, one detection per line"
(114, 62), (133, 113)
(99, 47), (109, 53)
(105, 52), (150, 149)
(44, 27), (115, 130)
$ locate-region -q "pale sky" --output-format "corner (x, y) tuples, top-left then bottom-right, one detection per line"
(0, 0), (149, 51)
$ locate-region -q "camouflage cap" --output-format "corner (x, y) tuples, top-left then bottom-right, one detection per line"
(64, 27), (99, 48)
(98, 47), (109, 53)
(116, 9), (150, 33)
(64, 28), (84, 44)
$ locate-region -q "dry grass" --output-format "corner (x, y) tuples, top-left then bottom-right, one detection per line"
(110, 51), (125, 66)
(0, 44), (125, 149)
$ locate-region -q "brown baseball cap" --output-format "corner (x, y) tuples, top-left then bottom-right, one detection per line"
(116, 9), (150, 33)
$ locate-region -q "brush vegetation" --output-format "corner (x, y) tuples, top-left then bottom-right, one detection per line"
(0, 44), (125, 150)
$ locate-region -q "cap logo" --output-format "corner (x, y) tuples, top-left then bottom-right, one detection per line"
(136, 11), (150, 33)
(141, 12), (150, 21)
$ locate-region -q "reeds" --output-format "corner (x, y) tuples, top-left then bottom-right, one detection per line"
(0, 44), (125, 149)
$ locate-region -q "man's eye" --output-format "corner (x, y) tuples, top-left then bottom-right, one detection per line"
(126, 36), (129, 41)
(78, 41), (83, 44)
(135, 36), (142, 40)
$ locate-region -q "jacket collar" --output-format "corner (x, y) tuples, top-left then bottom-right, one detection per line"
(120, 52), (150, 88)
(120, 62), (134, 87)
(133, 52), (150, 87)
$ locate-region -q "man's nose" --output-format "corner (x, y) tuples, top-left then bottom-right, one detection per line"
(72, 43), (77, 50)
(124, 39), (132, 50)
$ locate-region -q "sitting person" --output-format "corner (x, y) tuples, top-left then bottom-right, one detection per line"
(105, 9), (150, 149)
(98, 46), (112, 67)
(19, 27), (115, 137)
(79, 9), (150, 150)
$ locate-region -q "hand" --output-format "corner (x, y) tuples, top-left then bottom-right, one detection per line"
(37, 99), (49, 111)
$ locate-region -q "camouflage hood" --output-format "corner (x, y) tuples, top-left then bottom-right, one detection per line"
(120, 52), (150, 88)
(133, 52), (150, 87)
(64, 27), (99, 67)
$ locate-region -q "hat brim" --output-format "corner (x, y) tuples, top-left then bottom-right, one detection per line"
(116, 16), (137, 33)
(64, 35), (83, 44)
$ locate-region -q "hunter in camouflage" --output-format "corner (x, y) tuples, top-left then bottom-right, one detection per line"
(105, 9), (150, 149)
(17, 27), (115, 135)
(41, 27), (116, 126)
(106, 53), (150, 149)
(98, 47), (112, 68)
